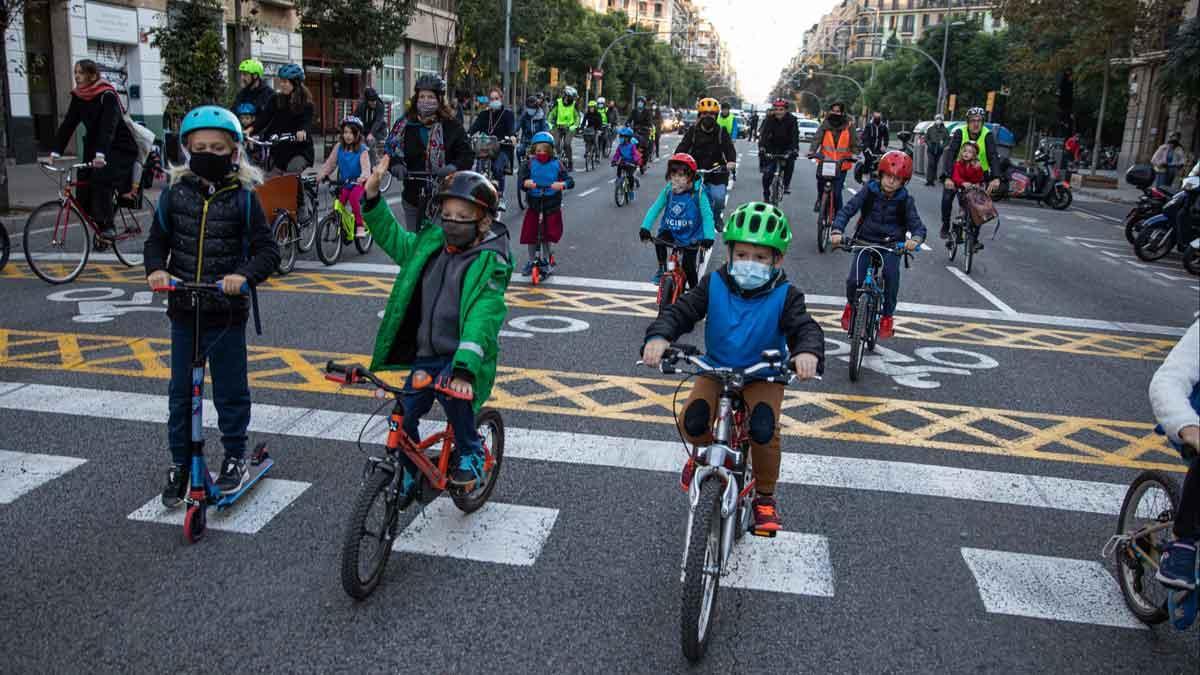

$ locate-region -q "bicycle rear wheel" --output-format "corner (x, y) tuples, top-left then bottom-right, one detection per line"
(315, 212), (343, 265)
(23, 201), (91, 284)
(1114, 470), (1180, 625)
(681, 477), (724, 663)
(273, 213), (298, 274)
(110, 206), (145, 268)
(340, 466), (417, 600)
(849, 294), (871, 382)
(451, 409), (505, 513)
(963, 227), (976, 275)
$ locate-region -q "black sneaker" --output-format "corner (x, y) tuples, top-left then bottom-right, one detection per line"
(216, 457), (248, 494)
(784, 187), (791, 194)
(161, 464), (189, 508)
(940, 225), (950, 240)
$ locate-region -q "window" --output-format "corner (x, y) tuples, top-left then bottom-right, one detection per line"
(902, 14), (914, 32)
(922, 14), (929, 27)
(855, 41), (865, 57)
(891, 0), (898, 8)
(375, 51), (406, 101)
(654, 2), (662, 17)
(906, 0), (913, 6)
(639, 1), (647, 15)
(889, 15), (897, 29)
(413, 51), (439, 82)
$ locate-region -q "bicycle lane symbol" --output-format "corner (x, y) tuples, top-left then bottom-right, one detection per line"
(824, 338), (999, 389)
(47, 286), (166, 323)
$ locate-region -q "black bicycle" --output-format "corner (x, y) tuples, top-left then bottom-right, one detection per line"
(762, 153), (791, 206)
(840, 241), (914, 382)
(614, 161), (638, 207)
(810, 154), (847, 253)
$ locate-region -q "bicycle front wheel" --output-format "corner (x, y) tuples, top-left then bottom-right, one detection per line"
(947, 223), (959, 262)
(1114, 470), (1180, 625)
(849, 294), (871, 382)
(657, 274), (676, 312)
(963, 226), (976, 275)
(340, 466), (416, 600)
(681, 477), (724, 663)
(816, 194), (831, 253)
(614, 177), (627, 207)
(450, 408), (505, 513)
(273, 213), (298, 274)
(354, 228), (374, 255)
(23, 201), (91, 284)
(297, 184), (319, 253)
(315, 212), (343, 266)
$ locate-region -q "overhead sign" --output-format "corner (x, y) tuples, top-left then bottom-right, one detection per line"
(947, 94), (957, 112)
(549, 67), (558, 88)
(86, 2), (139, 45)
(259, 31), (290, 60)
(985, 90), (996, 112)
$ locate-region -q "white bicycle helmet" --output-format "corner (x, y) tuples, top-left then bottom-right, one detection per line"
(597, 96), (606, 105)
(563, 86), (578, 98)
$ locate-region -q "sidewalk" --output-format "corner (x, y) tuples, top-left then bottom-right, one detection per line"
(1068, 169), (1140, 206)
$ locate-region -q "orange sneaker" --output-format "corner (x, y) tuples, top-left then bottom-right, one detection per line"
(879, 315), (895, 340)
(679, 455), (696, 492)
(839, 303), (853, 332)
(752, 495), (782, 536)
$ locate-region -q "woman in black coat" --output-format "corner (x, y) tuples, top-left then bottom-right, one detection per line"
(50, 59), (138, 238)
(257, 64), (315, 174)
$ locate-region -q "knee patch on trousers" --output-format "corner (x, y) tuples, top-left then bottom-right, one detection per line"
(683, 400), (711, 437)
(749, 403), (776, 445)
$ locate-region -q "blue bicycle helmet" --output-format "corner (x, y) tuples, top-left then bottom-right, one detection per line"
(233, 102), (257, 117)
(618, 126), (635, 138)
(278, 63), (305, 81)
(530, 131), (555, 147)
(180, 105), (244, 143)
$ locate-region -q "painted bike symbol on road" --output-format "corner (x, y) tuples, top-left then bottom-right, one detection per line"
(375, 310), (589, 339)
(825, 338), (998, 389)
(47, 287), (166, 323)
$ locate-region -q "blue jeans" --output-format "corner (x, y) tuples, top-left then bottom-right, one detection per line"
(818, 172), (847, 213)
(845, 248), (901, 316)
(705, 183), (727, 221)
(492, 153), (509, 197)
(168, 320), (251, 465)
(402, 357), (481, 457)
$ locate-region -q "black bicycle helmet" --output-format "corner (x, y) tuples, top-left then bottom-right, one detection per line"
(364, 86), (379, 101)
(415, 74), (447, 95)
(434, 170), (499, 216)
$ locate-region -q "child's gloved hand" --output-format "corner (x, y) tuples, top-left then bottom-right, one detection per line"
(904, 238), (919, 252)
(792, 353), (819, 381)
(641, 338), (670, 367)
(639, 229), (652, 242)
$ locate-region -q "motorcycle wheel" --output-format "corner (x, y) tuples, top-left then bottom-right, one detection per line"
(1124, 209), (1145, 245)
(1184, 246), (1200, 276)
(1134, 223), (1175, 262)
(1050, 185), (1072, 210)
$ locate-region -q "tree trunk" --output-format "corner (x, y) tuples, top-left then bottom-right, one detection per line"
(1091, 54), (1110, 174)
(0, 32), (11, 213)
(1026, 111), (1036, 162)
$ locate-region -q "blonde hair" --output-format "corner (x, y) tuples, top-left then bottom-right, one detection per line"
(168, 140), (264, 189)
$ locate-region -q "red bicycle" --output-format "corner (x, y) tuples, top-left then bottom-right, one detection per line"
(649, 235), (702, 311)
(324, 361), (505, 600)
(22, 163), (146, 284)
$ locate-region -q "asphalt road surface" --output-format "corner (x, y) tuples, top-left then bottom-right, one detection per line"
(2, 134), (1198, 672)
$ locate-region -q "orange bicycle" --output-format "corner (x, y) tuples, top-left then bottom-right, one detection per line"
(649, 235), (702, 311)
(22, 163), (147, 284)
(324, 361), (505, 600)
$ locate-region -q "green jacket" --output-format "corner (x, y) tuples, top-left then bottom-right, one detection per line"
(363, 200), (513, 412)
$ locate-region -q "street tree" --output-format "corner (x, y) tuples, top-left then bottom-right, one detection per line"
(1159, 17), (1200, 111)
(150, 0), (227, 126)
(295, 0), (416, 74)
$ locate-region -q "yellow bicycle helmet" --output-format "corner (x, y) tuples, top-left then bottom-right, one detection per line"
(697, 98), (720, 114)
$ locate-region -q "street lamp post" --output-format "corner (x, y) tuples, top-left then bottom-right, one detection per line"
(936, 14), (966, 117)
(804, 69), (867, 124)
(880, 41), (946, 119)
(589, 28), (695, 103)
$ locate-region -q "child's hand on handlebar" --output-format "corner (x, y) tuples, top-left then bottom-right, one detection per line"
(523, 179), (536, 189)
(220, 274), (247, 296)
(791, 353), (819, 380)
(904, 239), (920, 252)
(641, 338), (670, 367)
(550, 181), (566, 191)
(147, 270), (174, 291)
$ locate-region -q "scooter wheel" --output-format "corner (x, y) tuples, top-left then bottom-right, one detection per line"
(183, 504), (207, 543)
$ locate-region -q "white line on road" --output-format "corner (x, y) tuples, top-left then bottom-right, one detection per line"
(126, 478), (312, 534)
(578, 187), (599, 198)
(0, 449), (87, 504)
(960, 548), (1145, 630)
(1073, 208), (1124, 224)
(945, 266), (1017, 315)
(724, 532), (835, 597)
(393, 498), (558, 566)
(0, 383), (1140, 516)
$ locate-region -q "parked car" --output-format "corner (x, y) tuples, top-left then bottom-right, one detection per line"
(797, 118), (820, 143)
(680, 109), (699, 135)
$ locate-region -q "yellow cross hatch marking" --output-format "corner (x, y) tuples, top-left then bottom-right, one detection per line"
(0, 328), (1185, 473)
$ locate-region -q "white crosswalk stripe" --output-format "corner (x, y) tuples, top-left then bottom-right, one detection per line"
(0, 449), (86, 504)
(127, 478), (311, 534)
(394, 498), (559, 566)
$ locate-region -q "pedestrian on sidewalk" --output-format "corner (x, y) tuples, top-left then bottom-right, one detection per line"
(1152, 132), (1187, 188)
(924, 115), (949, 186)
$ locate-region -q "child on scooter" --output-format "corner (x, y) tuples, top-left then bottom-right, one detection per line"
(360, 160), (513, 493)
(829, 150), (925, 341)
(639, 152), (715, 287)
(518, 131), (574, 275)
(314, 115), (371, 238)
(641, 201), (824, 535)
(143, 106), (280, 505)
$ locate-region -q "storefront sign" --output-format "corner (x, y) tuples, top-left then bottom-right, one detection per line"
(259, 31), (290, 60)
(85, 2), (138, 45)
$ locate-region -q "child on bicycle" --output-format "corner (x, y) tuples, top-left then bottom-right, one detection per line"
(314, 115), (371, 239)
(518, 131), (574, 275)
(143, 106), (280, 505)
(947, 141), (987, 251)
(639, 153), (715, 286)
(641, 202), (824, 535)
(360, 160), (513, 492)
(1151, 319), (1200, 590)
(612, 126), (642, 191)
(829, 150), (925, 341)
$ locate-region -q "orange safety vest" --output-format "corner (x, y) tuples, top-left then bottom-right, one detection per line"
(821, 127), (854, 171)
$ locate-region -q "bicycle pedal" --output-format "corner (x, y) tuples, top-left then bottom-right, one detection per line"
(750, 528), (778, 538)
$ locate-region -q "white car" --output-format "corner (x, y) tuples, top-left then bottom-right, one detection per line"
(797, 118), (820, 143)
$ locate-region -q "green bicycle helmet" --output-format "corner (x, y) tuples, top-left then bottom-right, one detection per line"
(723, 202), (791, 254)
(238, 59), (264, 77)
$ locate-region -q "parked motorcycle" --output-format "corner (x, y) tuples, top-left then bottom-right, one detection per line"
(1123, 163), (1175, 244)
(1133, 176), (1197, 264)
(992, 150), (1072, 210)
(853, 148), (878, 185)
(897, 131), (914, 158)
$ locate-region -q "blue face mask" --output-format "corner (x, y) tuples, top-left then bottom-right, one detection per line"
(729, 260), (774, 290)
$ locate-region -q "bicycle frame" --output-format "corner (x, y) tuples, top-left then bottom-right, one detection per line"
(41, 163), (137, 242)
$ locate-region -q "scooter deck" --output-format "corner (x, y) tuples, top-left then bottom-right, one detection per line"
(215, 458), (273, 510)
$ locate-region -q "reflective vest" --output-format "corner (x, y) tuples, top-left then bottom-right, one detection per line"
(551, 99), (578, 129)
(821, 127), (854, 171)
(598, 108), (608, 125)
(717, 113), (734, 138)
(956, 125), (991, 174)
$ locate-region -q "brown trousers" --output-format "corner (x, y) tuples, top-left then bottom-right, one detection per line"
(678, 377), (784, 494)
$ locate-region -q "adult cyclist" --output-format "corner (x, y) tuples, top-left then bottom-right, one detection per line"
(675, 97), (737, 225)
(596, 96), (613, 155)
(257, 63), (314, 173)
(548, 86), (580, 170)
(232, 59), (272, 138)
(518, 95), (549, 160)
(629, 96), (657, 174)
(353, 87), (390, 147)
(759, 99), (799, 200)
(807, 100), (858, 214)
(938, 106), (1000, 240)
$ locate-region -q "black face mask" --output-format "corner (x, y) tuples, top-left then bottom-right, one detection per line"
(699, 117), (716, 131)
(441, 217), (479, 248)
(189, 152), (233, 183)
(827, 113), (843, 125)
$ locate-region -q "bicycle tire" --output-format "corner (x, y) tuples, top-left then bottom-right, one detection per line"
(681, 477), (723, 663)
(110, 206), (145, 268)
(1114, 470), (1181, 625)
(963, 226), (975, 275)
(657, 274), (676, 312)
(340, 467), (415, 600)
(380, 169), (394, 194)
(615, 176), (627, 207)
(450, 409), (505, 514)
(297, 184), (319, 253)
(23, 201), (91, 284)
(354, 228), (374, 255)
(849, 294), (871, 382)
(1134, 223), (1175, 262)
(0, 223), (9, 272)
(816, 192), (831, 253)
(273, 213), (298, 274)
(315, 212), (343, 266)
(947, 224), (959, 261)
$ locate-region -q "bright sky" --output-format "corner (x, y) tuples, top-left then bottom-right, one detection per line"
(694, 0), (831, 105)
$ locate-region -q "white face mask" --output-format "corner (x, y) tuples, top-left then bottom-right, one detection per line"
(729, 260), (774, 290)
(670, 175), (691, 192)
(489, 99), (502, 110)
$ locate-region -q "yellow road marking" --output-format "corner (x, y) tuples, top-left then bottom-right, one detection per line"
(1, 263), (1178, 360)
(0, 327), (1184, 473)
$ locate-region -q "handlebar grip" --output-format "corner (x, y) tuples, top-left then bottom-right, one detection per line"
(325, 360), (350, 375)
(670, 342), (701, 356)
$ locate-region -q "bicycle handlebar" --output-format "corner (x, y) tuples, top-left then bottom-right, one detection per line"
(839, 241), (915, 268)
(648, 236), (704, 250)
(153, 279), (252, 296)
(639, 343), (812, 384)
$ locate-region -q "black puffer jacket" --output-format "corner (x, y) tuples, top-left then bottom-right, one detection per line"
(674, 123), (736, 186)
(143, 176), (280, 326)
(759, 114), (799, 155)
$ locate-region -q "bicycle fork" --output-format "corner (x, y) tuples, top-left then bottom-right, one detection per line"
(680, 401), (742, 581)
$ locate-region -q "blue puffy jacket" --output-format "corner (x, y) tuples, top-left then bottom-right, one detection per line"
(832, 180), (926, 245)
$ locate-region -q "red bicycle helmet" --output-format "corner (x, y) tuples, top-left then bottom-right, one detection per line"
(666, 152), (698, 179)
(772, 98), (788, 109)
(877, 150), (913, 182)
